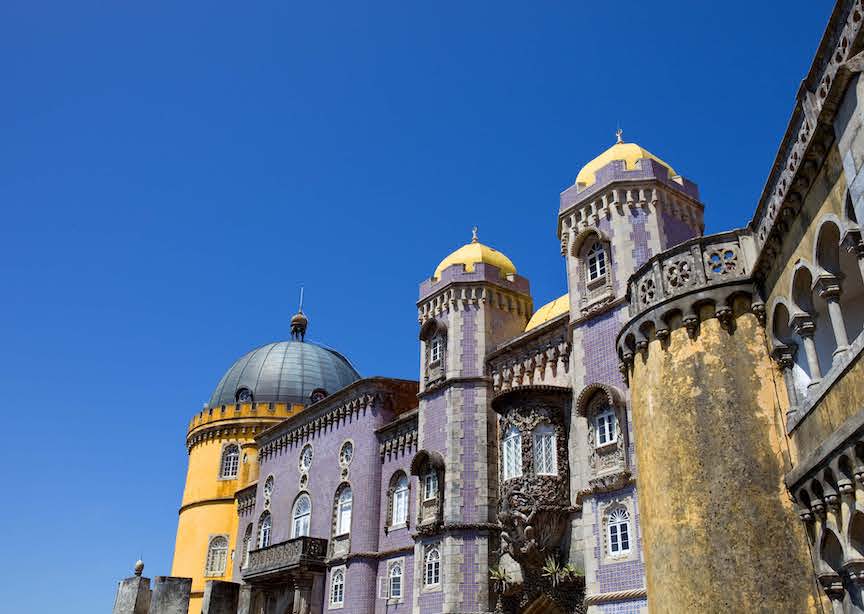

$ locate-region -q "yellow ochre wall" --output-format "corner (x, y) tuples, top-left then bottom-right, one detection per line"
(629, 301), (820, 613)
(171, 402), (299, 613)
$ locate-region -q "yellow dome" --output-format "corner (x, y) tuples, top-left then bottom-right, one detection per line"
(575, 140), (677, 188)
(525, 294), (569, 331)
(433, 231), (516, 280)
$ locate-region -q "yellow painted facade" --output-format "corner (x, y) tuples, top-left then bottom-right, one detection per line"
(171, 402), (300, 613)
(629, 303), (820, 613)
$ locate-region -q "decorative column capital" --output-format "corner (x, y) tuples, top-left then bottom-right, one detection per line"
(818, 572), (845, 602)
(790, 313), (816, 338)
(814, 275), (843, 301)
(771, 345), (796, 371)
(844, 559), (864, 585)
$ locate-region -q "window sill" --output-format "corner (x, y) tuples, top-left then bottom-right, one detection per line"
(422, 583), (442, 593)
(388, 523), (408, 532)
(594, 440), (618, 453)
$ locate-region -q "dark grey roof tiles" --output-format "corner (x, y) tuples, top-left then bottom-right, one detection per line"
(208, 341), (360, 408)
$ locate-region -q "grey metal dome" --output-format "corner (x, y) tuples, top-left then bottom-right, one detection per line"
(208, 341), (360, 408)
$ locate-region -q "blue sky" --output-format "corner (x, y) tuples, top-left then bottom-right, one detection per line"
(0, 1), (830, 611)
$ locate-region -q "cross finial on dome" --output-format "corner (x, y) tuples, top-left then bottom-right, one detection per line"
(472, 226), (479, 243)
(616, 127), (624, 144)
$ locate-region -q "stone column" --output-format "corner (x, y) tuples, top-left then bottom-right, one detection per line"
(816, 277), (850, 356)
(113, 561), (151, 614)
(791, 315), (822, 385)
(148, 576), (192, 614)
(771, 345), (800, 409)
(819, 573), (847, 614)
(845, 561), (864, 614)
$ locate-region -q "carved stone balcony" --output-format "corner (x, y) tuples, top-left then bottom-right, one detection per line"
(242, 537), (328, 583)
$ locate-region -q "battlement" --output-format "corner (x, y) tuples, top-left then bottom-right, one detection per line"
(187, 402), (303, 436)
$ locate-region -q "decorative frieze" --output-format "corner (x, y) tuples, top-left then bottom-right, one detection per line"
(417, 284), (532, 325)
(488, 326), (570, 395)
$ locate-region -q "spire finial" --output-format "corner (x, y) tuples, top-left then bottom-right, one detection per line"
(471, 226), (479, 243)
(616, 127), (624, 144)
(291, 287), (308, 341)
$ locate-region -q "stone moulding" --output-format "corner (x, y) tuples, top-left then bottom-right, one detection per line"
(583, 588), (647, 605)
(242, 536), (328, 582)
(751, 0), (864, 276)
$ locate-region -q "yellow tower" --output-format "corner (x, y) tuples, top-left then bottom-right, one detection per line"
(171, 313), (360, 612)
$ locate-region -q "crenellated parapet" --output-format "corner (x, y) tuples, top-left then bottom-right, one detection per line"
(616, 229), (765, 372)
(186, 402), (300, 451)
(487, 320), (570, 395)
(376, 409), (418, 462)
(558, 173), (703, 257)
(257, 378), (418, 461)
(417, 263), (532, 326)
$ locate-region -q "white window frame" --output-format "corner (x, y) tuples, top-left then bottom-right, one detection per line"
(330, 566), (346, 608)
(392, 474), (409, 527)
(258, 512), (272, 549)
(607, 507), (631, 556)
(502, 425), (523, 480)
(336, 486), (353, 536)
(220, 443), (240, 479)
(242, 524), (253, 568)
(532, 424), (557, 475)
(423, 470), (438, 501)
(292, 493), (312, 538)
(595, 406), (618, 447)
(388, 561), (403, 600)
(586, 242), (607, 282)
(424, 546), (441, 588)
(429, 335), (443, 364)
(204, 535), (229, 577)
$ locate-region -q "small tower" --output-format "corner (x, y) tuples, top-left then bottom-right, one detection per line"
(413, 229), (533, 613)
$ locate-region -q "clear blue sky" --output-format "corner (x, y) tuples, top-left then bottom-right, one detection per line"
(0, 1), (830, 611)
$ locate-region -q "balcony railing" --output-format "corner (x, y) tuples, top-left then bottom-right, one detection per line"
(242, 536), (328, 582)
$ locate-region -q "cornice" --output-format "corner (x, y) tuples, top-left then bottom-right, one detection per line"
(751, 1), (864, 276)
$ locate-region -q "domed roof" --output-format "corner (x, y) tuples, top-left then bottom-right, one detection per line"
(433, 228), (516, 280)
(575, 135), (677, 188)
(207, 340), (360, 408)
(525, 294), (569, 331)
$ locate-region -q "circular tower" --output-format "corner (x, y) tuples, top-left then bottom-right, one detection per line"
(616, 232), (820, 612)
(170, 315), (360, 612)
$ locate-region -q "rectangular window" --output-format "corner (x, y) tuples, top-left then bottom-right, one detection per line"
(393, 488), (408, 525)
(430, 337), (442, 363)
(595, 411), (617, 447)
(533, 427), (557, 475)
(424, 472), (438, 501)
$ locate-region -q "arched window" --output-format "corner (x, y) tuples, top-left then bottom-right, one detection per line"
(221, 444), (240, 479)
(391, 473), (409, 526)
(205, 536), (228, 576)
(595, 405), (617, 447)
(532, 424), (557, 475)
(299, 444), (313, 471)
(339, 441), (354, 466)
(242, 524), (253, 567)
(424, 546), (441, 586)
(607, 508), (631, 555)
(502, 425), (523, 480)
(336, 485), (353, 535)
(586, 242), (607, 282)
(292, 493), (312, 537)
(258, 512), (272, 548)
(389, 563), (403, 599)
(423, 470), (438, 501)
(330, 567), (345, 606)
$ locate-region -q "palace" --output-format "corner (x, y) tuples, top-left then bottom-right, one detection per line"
(113, 2), (864, 613)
